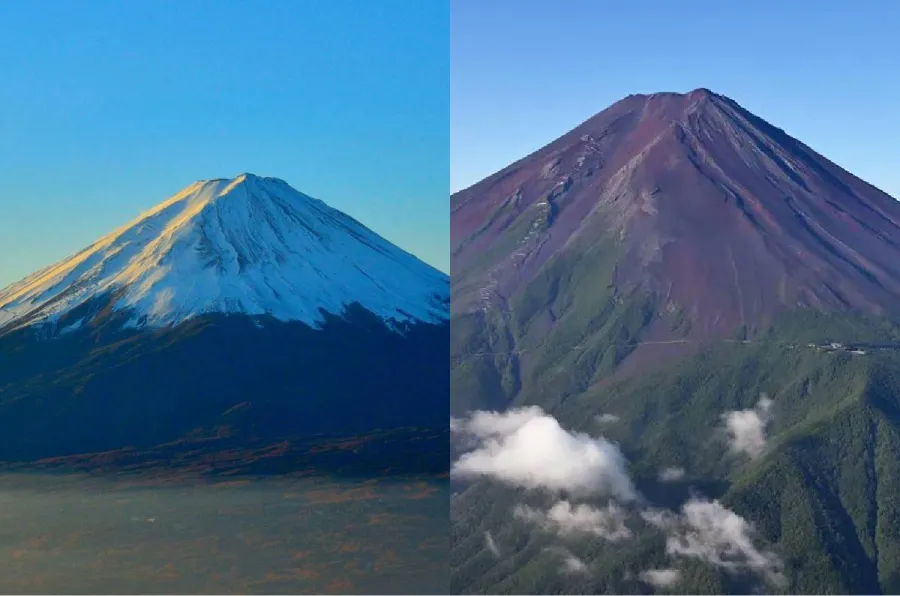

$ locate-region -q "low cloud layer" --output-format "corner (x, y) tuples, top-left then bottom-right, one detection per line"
(595, 413), (620, 424)
(451, 407), (637, 500)
(561, 553), (588, 574)
(457, 406), (786, 586)
(658, 466), (685, 482)
(642, 497), (784, 586)
(514, 500), (632, 542)
(722, 395), (774, 459)
(639, 568), (681, 588)
(545, 546), (589, 575)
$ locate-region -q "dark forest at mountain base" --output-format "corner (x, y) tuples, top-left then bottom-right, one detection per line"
(0, 303), (448, 463)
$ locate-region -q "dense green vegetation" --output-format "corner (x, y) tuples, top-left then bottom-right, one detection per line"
(451, 230), (663, 416)
(451, 306), (900, 594)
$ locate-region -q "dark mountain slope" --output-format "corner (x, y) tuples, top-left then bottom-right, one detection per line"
(0, 302), (447, 464)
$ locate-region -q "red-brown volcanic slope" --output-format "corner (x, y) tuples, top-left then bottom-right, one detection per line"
(451, 88), (900, 338)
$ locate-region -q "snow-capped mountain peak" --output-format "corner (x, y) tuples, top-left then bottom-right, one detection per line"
(0, 174), (449, 332)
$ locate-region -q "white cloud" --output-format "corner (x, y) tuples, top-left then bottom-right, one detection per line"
(515, 500), (632, 542)
(544, 546), (590, 575)
(639, 568), (681, 588)
(562, 552), (588, 574)
(641, 508), (671, 529)
(453, 407), (544, 438)
(484, 531), (500, 558)
(595, 413), (620, 424)
(451, 407), (637, 500)
(658, 466), (685, 482)
(722, 395), (774, 459)
(641, 497), (784, 586)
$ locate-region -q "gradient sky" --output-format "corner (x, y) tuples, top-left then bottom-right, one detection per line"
(0, 0), (448, 287)
(452, 0), (900, 198)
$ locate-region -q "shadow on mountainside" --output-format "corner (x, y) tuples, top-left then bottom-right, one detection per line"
(0, 302), (449, 478)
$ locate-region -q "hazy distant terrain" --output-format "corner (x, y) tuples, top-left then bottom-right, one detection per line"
(0, 473), (449, 594)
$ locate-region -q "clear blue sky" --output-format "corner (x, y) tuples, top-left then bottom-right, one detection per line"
(452, 0), (900, 198)
(0, 0), (448, 287)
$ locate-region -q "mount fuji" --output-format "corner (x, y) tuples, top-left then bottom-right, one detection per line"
(0, 174), (449, 472)
(450, 90), (900, 594)
(1, 173), (448, 333)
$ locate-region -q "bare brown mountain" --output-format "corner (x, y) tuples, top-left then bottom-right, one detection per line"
(452, 88), (900, 340)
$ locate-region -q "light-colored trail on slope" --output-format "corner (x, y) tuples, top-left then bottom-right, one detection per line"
(454, 338), (883, 361)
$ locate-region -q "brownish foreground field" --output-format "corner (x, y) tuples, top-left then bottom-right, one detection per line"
(0, 472), (449, 594)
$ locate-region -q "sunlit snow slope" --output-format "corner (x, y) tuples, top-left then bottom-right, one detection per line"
(0, 174), (449, 331)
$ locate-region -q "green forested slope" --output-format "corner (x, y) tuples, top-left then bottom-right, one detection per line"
(451, 309), (900, 594)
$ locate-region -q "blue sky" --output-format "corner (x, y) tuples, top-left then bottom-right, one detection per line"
(0, 0), (448, 286)
(452, 0), (900, 197)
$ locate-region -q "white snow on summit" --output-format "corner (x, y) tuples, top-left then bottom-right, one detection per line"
(0, 174), (449, 331)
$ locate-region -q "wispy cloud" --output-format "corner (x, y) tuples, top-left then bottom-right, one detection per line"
(722, 395), (774, 459)
(451, 407), (637, 500)
(449, 417), (462, 433)
(515, 500), (632, 542)
(595, 413), (620, 424)
(484, 530), (501, 558)
(639, 568), (681, 588)
(642, 497), (784, 586)
(562, 552), (588, 574)
(545, 546), (590, 575)
(658, 466), (685, 482)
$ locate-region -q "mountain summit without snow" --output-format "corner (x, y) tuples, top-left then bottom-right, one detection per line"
(453, 88), (900, 339)
(451, 88), (900, 413)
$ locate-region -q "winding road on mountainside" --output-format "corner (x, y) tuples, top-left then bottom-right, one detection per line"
(455, 338), (893, 360)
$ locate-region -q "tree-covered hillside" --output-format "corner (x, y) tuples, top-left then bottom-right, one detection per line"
(451, 309), (900, 594)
